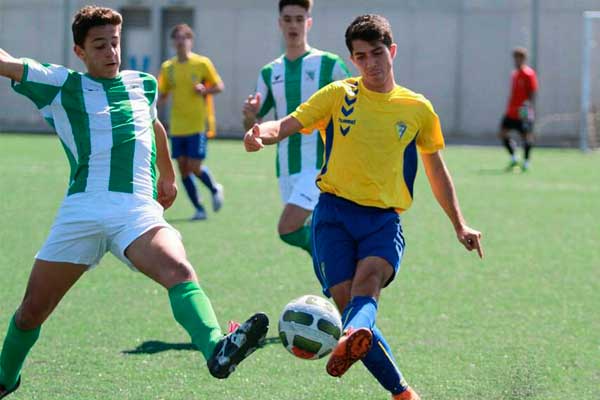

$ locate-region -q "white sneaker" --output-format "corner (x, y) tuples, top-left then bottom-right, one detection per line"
(191, 209), (207, 220)
(212, 184), (224, 212)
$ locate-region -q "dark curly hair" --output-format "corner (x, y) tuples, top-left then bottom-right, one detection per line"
(345, 14), (393, 53)
(72, 5), (122, 47)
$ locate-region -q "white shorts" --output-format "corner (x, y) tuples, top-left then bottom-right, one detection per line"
(278, 170), (321, 211)
(37, 192), (178, 269)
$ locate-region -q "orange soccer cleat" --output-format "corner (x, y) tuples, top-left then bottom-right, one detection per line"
(392, 387), (421, 400)
(326, 327), (373, 377)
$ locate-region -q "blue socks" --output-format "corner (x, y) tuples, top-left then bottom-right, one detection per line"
(341, 296), (378, 330)
(196, 166), (217, 194)
(341, 296), (408, 396)
(362, 325), (409, 395)
(182, 175), (204, 211)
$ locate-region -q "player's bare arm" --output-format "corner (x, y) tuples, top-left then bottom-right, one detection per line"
(243, 115), (302, 152)
(421, 151), (484, 258)
(194, 80), (224, 96)
(0, 48), (24, 82)
(154, 119), (177, 209)
(242, 92), (262, 131)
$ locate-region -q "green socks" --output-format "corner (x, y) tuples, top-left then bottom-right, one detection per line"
(0, 314), (41, 389)
(168, 281), (223, 360)
(280, 225), (313, 256)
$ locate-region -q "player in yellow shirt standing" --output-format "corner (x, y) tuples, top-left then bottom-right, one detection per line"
(159, 24), (224, 220)
(244, 14), (483, 400)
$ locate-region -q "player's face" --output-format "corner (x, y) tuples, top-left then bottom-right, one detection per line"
(350, 40), (397, 91)
(172, 32), (193, 55)
(74, 24), (121, 79)
(513, 54), (525, 68)
(279, 5), (312, 48)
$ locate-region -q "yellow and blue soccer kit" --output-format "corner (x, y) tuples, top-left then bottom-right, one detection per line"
(158, 53), (222, 159)
(291, 77), (444, 292)
(291, 77), (445, 396)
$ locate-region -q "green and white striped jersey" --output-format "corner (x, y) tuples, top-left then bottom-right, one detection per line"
(12, 59), (159, 199)
(256, 48), (350, 177)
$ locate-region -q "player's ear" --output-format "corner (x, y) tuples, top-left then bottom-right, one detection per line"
(306, 16), (313, 31)
(73, 44), (85, 61)
(389, 43), (397, 59)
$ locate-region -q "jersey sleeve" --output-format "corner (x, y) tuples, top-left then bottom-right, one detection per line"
(291, 82), (338, 134)
(202, 57), (222, 86)
(528, 70), (539, 93)
(157, 62), (171, 95)
(256, 66), (274, 119)
(332, 57), (351, 81)
(11, 58), (69, 109)
(416, 99), (445, 154)
(140, 73), (159, 121)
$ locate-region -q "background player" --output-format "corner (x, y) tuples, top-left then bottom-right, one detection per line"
(0, 7), (267, 398)
(159, 24), (225, 220)
(244, 14), (483, 400)
(242, 0), (349, 255)
(498, 47), (538, 171)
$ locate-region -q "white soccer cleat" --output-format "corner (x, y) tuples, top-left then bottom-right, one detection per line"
(212, 184), (224, 212)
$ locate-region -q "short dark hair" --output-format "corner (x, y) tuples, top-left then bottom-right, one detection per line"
(513, 47), (528, 59)
(72, 5), (122, 47)
(279, 0), (312, 13)
(345, 14), (393, 53)
(170, 23), (194, 40)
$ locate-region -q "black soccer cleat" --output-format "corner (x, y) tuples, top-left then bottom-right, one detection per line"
(0, 376), (21, 399)
(207, 312), (269, 379)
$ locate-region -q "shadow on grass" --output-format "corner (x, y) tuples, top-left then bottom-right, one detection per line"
(122, 336), (281, 355)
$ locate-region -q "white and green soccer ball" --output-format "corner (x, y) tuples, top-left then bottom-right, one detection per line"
(278, 295), (342, 360)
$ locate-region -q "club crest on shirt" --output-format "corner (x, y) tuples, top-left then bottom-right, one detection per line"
(395, 122), (407, 139)
(273, 74), (284, 84)
(305, 70), (315, 81)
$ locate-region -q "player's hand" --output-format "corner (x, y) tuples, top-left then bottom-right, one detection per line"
(242, 93), (261, 119)
(157, 177), (177, 210)
(194, 83), (207, 96)
(456, 226), (484, 259)
(244, 124), (264, 152)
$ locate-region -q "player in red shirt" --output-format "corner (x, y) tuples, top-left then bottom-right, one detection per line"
(498, 47), (538, 171)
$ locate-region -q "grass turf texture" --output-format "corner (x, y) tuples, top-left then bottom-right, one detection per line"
(0, 133), (598, 399)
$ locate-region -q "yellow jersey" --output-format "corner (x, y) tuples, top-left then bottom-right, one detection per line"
(158, 53), (222, 136)
(291, 77), (444, 212)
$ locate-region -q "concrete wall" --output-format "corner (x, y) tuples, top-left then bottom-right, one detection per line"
(2, 0), (600, 145)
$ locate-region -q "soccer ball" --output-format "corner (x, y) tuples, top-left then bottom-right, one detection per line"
(278, 295), (342, 360)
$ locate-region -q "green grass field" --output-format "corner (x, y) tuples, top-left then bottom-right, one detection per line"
(0, 133), (598, 400)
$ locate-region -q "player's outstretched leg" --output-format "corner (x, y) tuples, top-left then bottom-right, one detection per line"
(326, 296), (376, 377)
(0, 376), (20, 399)
(168, 281), (269, 379)
(362, 326), (420, 400)
(207, 312), (269, 379)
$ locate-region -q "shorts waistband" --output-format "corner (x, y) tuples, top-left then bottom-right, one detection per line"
(318, 192), (396, 214)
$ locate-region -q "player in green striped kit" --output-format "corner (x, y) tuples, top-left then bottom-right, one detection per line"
(0, 6), (267, 398)
(243, 0), (350, 256)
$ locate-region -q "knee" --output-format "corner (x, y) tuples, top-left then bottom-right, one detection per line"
(352, 273), (381, 293)
(177, 163), (188, 177)
(162, 260), (197, 288)
(278, 218), (302, 236)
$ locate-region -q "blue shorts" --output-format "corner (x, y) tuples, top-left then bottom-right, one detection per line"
(170, 132), (208, 160)
(311, 193), (405, 297)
